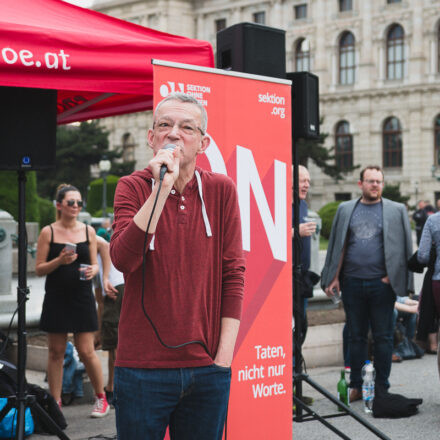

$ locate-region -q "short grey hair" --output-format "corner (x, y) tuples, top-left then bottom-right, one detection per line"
(154, 93), (208, 135)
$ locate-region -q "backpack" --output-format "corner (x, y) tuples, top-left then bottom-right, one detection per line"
(0, 359), (34, 438)
(27, 384), (67, 434)
(0, 358), (22, 398)
(0, 358), (66, 435)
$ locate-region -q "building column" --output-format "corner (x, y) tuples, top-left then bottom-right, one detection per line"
(231, 7), (241, 25)
(270, 0), (283, 28)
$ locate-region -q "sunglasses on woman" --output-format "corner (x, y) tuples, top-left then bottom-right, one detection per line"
(66, 199), (83, 208)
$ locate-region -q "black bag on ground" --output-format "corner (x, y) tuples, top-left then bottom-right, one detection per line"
(394, 322), (425, 360)
(0, 358), (21, 397)
(0, 357), (67, 434)
(373, 386), (423, 418)
(395, 337), (425, 360)
(27, 383), (67, 434)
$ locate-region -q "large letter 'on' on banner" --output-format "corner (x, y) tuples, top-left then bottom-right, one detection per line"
(236, 146), (287, 262)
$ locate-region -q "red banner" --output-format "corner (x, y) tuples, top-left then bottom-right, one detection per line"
(153, 61), (292, 439)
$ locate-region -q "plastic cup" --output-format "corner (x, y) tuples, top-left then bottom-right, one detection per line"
(303, 217), (318, 236)
(79, 264), (91, 281)
(331, 288), (341, 305)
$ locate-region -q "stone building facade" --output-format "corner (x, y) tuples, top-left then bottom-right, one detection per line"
(94, 0), (440, 210)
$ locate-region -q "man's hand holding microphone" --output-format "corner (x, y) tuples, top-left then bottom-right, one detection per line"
(148, 144), (181, 186)
(133, 144), (181, 234)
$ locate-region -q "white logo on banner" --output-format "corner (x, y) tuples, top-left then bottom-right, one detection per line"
(159, 81), (210, 106)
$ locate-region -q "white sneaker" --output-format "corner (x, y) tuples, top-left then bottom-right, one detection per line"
(90, 395), (110, 418)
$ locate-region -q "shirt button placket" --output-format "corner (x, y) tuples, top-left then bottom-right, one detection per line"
(178, 195), (187, 223)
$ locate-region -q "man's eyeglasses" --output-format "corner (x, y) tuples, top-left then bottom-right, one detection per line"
(154, 119), (205, 136)
(363, 179), (383, 185)
(66, 199), (83, 208)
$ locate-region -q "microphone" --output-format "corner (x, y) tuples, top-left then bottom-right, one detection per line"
(159, 144), (177, 181)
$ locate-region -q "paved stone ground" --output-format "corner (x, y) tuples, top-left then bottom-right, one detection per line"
(25, 354), (440, 439)
(293, 354), (440, 440)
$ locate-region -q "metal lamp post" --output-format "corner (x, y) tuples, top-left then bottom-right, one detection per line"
(99, 158), (111, 218)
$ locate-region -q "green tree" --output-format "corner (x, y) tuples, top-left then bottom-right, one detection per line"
(296, 119), (359, 180)
(318, 201), (343, 239)
(0, 171), (40, 223)
(37, 121), (118, 200)
(87, 175), (120, 216)
(38, 196), (56, 227)
(382, 183), (410, 205)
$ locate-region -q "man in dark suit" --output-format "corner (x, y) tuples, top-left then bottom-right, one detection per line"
(321, 165), (413, 400)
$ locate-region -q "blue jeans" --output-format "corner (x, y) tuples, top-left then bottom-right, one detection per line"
(342, 277), (395, 390)
(114, 365), (231, 440)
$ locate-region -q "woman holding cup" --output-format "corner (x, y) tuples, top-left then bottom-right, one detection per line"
(35, 184), (109, 418)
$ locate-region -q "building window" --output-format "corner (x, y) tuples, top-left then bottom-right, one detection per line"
(339, 0), (352, 12)
(387, 24), (405, 80)
(294, 4), (307, 20)
(215, 19), (226, 33)
(148, 14), (158, 28)
(295, 38), (310, 72)
(122, 133), (135, 162)
(253, 11), (265, 24)
(335, 121), (353, 170)
(335, 192), (351, 201)
(387, 0), (401, 3)
(383, 117), (402, 168)
(339, 32), (355, 84)
(434, 115), (440, 166)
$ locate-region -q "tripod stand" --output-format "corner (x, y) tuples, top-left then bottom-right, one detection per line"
(292, 140), (390, 440)
(0, 171), (70, 440)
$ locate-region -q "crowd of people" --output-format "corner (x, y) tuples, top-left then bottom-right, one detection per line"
(295, 164), (440, 407)
(34, 93), (245, 439)
(32, 94), (440, 436)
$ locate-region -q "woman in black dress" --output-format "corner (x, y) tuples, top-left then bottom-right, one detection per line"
(36, 184), (109, 418)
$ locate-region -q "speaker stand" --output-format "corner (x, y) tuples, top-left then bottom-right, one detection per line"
(0, 171), (70, 440)
(292, 138), (390, 440)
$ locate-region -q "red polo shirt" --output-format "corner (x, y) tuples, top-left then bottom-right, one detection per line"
(110, 167), (245, 368)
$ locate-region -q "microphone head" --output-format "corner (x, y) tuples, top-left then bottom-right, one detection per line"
(163, 144), (177, 151)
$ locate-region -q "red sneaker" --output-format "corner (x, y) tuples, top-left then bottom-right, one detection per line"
(90, 394), (109, 418)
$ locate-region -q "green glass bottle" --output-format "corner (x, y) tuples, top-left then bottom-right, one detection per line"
(337, 369), (349, 411)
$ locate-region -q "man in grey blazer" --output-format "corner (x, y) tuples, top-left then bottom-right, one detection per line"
(321, 165), (414, 400)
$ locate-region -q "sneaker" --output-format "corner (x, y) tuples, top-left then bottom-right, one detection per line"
(392, 353), (403, 363)
(57, 399), (62, 409)
(90, 394), (110, 418)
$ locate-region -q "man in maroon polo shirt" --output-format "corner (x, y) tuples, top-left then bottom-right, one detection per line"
(110, 93), (245, 439)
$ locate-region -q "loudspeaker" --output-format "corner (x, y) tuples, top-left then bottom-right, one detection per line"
(287, 72), (320, 140)
(217, 22), (286, 79)
(0, 86), (57, 170)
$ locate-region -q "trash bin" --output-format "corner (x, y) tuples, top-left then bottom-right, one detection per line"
(0, 210), (16, 297)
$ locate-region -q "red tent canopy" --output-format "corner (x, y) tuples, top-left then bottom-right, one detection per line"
(0, 0), (214, 123)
